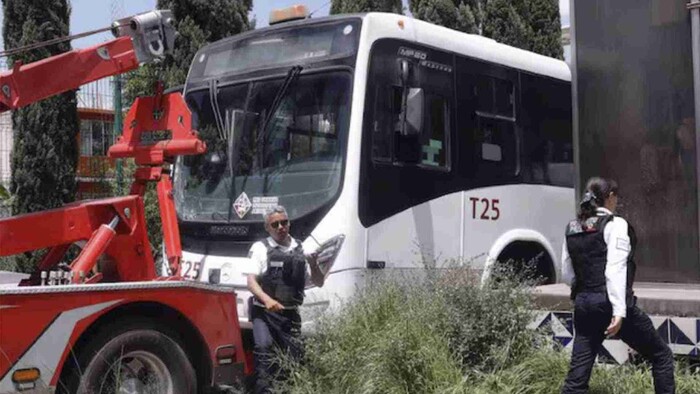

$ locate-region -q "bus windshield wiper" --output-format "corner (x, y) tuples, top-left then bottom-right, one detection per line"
(257, 65), (303, 197)
(209, 79), (226, 140)
(258, 65), (303, 145)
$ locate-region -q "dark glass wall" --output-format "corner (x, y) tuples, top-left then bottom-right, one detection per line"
(574, 0), (699, 282)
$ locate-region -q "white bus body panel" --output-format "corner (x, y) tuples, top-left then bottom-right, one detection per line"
(366, 185), (574, 274)
(366, 192), (462, 268)
(185, 12), (573, 328)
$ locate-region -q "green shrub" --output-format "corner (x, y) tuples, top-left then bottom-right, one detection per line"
(434, 264), (538, 372)
(276, 265), (538, 393)
(279, 281), (464, 393)
(274, 265), (700, 393)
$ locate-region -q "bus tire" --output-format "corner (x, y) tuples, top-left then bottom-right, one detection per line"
(496, 241), (554, 284)
(67, 320), (196, 394)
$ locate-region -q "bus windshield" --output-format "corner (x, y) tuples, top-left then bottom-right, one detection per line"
(174, 71), (351, 224)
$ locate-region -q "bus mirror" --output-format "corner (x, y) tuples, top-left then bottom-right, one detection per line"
(395, 87), (423, 163)
(398, 59), (410, 87)
(307, 234), (345, 287)
(403, 88), (424, 136)
(396, 59), (422, 136)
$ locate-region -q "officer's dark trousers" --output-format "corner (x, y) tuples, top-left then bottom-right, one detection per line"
(252, 306), (303, 394)
(561, 293), (675, 394)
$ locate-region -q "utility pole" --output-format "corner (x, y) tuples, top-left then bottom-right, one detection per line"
(111, 0), (125, 193)
(113, 76), (123, 193)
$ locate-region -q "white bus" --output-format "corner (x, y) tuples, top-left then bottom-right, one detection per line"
(174, 9), (574, 328)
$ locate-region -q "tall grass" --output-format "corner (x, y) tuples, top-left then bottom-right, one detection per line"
(280, 280), (464, 393)
(271, 265), (700, 394)
(434, 265), (537, 373)
(471, 347), (700, 394)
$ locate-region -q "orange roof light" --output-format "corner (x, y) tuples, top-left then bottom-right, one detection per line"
(269, 5), (309, 25)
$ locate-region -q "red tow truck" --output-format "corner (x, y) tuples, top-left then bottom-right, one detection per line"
(0, 10), (248, 393)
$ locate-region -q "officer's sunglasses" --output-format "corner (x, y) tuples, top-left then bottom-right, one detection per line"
(270, 219), (289, 229)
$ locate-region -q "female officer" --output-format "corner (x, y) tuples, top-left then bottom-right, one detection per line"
(561, 177), (675, 394)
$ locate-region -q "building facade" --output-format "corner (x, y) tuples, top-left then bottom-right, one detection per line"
(76, 77), (117, 200)
(0, 76), (118, 217)
(573, 0), (698, 282)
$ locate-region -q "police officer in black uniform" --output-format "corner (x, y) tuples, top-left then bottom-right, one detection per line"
(561, 177), (675, 394)
(246, 205), (325, 394)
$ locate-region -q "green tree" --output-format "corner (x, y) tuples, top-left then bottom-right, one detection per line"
(410, 0), (482, 32)
(526, 0), (564, 59)
(483, 0), (530, 51)
(456, 1), (482, 34)
(0, 184), (9, 200)
(410, 0), (563, 59)
(330, 0), (403, 14)
(483, 0), (563, 59)
(3, 0), (79, 272)
(410, 0), (458, 29)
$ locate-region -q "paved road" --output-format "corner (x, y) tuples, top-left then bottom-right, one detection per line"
(534, 282), (700, 316)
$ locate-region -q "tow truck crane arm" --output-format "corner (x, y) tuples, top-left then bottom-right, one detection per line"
(0, 10), (175, 112)
(0, 10), (205, 283)
(0, 12), (248, 391)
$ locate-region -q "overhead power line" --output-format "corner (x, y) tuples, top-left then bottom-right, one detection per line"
(0, 23), (127, 59)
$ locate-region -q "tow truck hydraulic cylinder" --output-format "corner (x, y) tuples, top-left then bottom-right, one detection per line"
(70, 216), (119, 282)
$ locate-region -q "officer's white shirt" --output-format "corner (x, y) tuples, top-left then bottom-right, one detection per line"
(561, 207), (631, 318)
(245, 236), (311, 281)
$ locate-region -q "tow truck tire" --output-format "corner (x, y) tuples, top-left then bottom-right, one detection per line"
(64, 319), (197, 394)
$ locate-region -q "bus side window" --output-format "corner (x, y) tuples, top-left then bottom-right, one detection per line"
(476, 76), (514, 117)
(371, 85), (450, 169)
(520, 74), (573, 187)
(474, 76), (517, 177)
(421, 93), (449, 168)
(494, 78), (514, 117)
(476, 116), (517, 174)
(371, 85), (398, 162)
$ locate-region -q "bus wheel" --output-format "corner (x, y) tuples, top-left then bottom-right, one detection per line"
(72, 322), (196, 394)
(496, 241), (554, 285)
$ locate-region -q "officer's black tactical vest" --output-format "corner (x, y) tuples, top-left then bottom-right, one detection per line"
(566, 215), (637, 305)
(258, 238), (307, 307)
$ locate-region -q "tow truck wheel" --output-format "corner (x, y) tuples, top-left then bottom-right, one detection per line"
(65, 320), (197, 394)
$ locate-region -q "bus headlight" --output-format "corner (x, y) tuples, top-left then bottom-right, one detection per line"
(221, 263), (233, 283)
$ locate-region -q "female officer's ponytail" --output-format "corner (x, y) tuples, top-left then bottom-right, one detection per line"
(577, 177), (618, 220)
